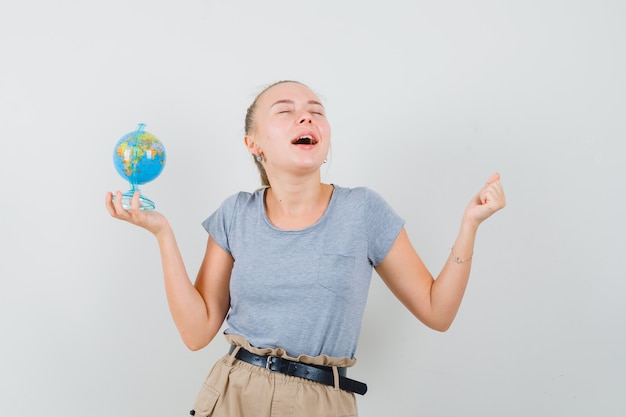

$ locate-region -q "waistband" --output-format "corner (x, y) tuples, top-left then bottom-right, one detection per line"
(229, 345), (368, 395)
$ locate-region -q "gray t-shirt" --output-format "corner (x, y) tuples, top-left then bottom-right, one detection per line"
(202, 185), (405, 359)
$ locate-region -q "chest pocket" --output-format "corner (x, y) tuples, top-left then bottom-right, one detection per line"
(317, 253), (356, 293)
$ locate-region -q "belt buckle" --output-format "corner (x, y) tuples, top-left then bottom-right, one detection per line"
(265, 356), (274, 370)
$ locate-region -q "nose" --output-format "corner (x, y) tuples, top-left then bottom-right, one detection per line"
(298, 112), (313, 124)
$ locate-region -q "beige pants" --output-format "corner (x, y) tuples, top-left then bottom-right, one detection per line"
(191, 335), (359, 417)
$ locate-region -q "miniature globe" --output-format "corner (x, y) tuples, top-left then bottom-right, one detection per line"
(112, 123), (166, 210)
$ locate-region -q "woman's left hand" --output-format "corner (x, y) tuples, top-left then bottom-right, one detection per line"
(463, 173), (507, 226)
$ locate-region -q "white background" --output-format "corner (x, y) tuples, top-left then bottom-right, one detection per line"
(1, 1), (625, 416)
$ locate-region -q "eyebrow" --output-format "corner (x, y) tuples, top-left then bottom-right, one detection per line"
(270, 99), (324, 108)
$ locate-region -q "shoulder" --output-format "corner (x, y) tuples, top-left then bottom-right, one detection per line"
(333, 184), (403, 224)
(202, 189), (265, 235)
(219, 189), (264, 210)
(333, 185), (389, 206)
(203, 189), (263, 225)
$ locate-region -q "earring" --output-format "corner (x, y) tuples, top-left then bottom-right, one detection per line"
(256, 155), (263, 162)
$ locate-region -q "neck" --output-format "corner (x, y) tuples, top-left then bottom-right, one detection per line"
(267, 177), (326, 211)
(264, 177), (333, 229)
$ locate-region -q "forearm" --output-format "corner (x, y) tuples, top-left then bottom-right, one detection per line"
(155, 224), (211, 348)
(378, 174), (505, 332)
(430, 219), (479, 330)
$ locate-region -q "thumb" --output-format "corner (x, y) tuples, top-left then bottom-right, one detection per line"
(486, 172), (500, 184)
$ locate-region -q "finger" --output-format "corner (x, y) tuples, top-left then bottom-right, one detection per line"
(112, 191), (129, 215)
(480, 191), (489, 206)
(480, 191), (495, 209)
(480, 187), (498, 206)
(486, 172), (500, 184)
(130, 190), (141, 212)
(482, 173), (502, 203)
(105, 192), (117, 216)
(107, 191), (128, 219)
(481, 187), (506, 210)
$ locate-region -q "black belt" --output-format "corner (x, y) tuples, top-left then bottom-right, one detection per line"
(229, 346), (368, 395)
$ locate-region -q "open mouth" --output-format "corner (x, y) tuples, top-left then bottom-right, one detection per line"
(291, 135), (318, 145)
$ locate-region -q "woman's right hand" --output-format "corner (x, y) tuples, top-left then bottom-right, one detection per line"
(105, 190), (169, 236)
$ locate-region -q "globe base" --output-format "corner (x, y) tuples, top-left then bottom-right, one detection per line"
(114, 190), (156, 211)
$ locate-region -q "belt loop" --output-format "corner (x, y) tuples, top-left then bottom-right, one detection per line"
(332, 366), (340, 391)
(226, 345), (241, 365)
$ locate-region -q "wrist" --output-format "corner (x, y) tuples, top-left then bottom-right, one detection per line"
(460, 214), (481, 233)
(153, 218), (173, 241)
(450, 247), (472, 264)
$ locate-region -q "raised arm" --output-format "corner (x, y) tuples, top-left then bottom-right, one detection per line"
(105, 191), (232, 350)
(375, 173), (506, 331)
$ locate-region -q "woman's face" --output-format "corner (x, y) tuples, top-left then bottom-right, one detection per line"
(246, 82), (331, 177)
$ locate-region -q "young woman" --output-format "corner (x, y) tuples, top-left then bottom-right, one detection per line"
(105, 80), (506, 417)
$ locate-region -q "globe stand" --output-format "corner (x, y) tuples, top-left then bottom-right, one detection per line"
(118, 186), (156, 211)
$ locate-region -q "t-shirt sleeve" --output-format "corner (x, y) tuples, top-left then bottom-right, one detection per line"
(201, 193), (241, 255)
(364, 188), (406, 266)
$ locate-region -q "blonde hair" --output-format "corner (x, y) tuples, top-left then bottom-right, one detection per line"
(244, 80), (307, 187)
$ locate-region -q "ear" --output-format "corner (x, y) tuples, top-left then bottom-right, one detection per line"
(244, 135), (259, 155)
